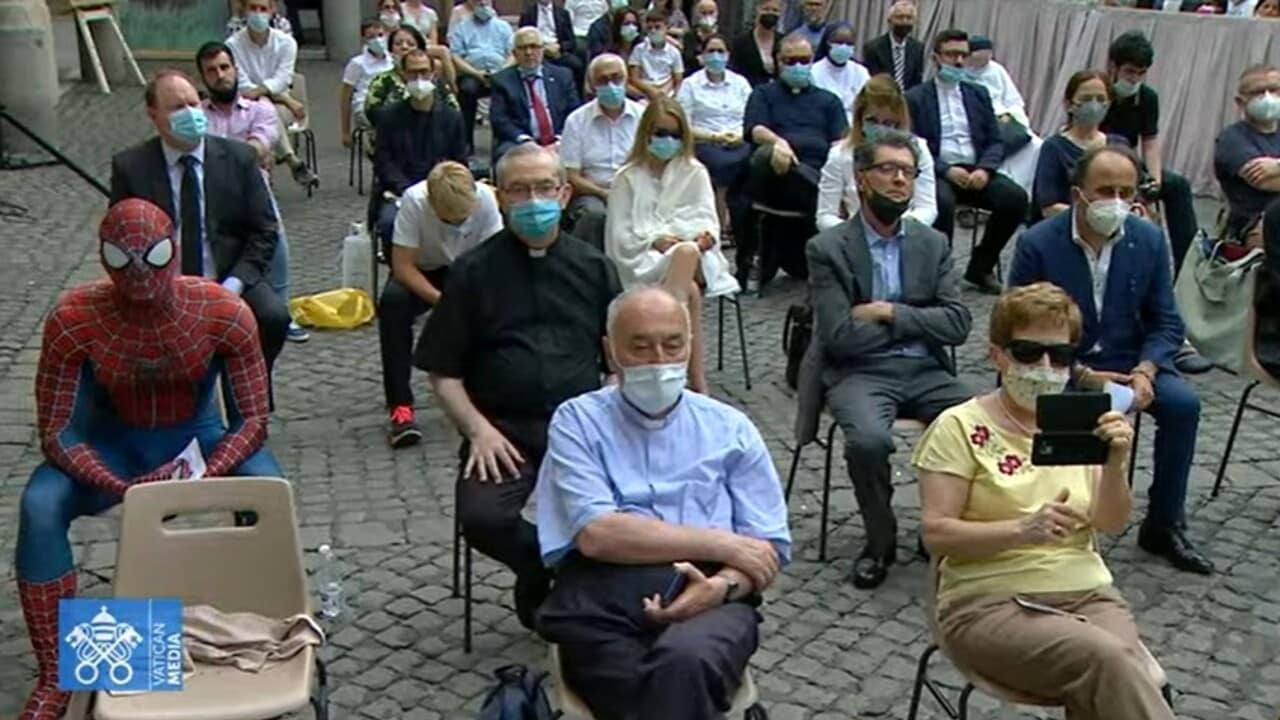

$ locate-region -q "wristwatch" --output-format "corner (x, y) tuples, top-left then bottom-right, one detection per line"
(721, 578), (739, 605)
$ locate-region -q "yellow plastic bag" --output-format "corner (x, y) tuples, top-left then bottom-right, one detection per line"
(288, 288), (374, 329)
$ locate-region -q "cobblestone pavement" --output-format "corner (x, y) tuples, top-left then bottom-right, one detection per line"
(1, 60), (1278, 720)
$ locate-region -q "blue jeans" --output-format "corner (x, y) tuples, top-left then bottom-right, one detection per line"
(16, 399), (282, 583)
(269, 193), (290, 301)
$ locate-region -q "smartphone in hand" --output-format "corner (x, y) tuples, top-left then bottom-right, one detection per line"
(1031, 392), (1109, 466)
(660, 571), (688, 608)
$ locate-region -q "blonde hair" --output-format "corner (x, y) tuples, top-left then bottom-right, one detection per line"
(625, 96), (695, 166)
(426, 161), (477, 219)
(845, 74), (911, 147)
(989, 283), (1083, 346)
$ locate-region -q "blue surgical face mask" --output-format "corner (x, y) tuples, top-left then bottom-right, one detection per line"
(246, 11), (271, 32)
(1071, 100), (1109, 127)
(703, 51), (728, 73)
(648, 136), (682, 160)
(366, 36), (387, 55)
(828, 43), (853, 65)
(473, 4), (494, 21)
(618, 361), (687, 416)
(508, 197), (562, 240)
(620, 23), (640, 42)
(596, 81), (626, 108)
(781, 62), (812, 89)
(1112, 79), (1140, 99)
(168, 106), (208, 144)
(937, 64), (966, 85)
(648, 30), (666, 47)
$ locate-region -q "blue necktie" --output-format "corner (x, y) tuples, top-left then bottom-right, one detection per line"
(179, 154), (203, 277)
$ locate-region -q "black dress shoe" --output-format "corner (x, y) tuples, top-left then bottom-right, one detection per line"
(964, 269), (1003, 295)
(852, 551), (896, 589)
(1174, 346), (1214, 375)
(514, 570), (551, 630)
(1137, 522), (1214, 575)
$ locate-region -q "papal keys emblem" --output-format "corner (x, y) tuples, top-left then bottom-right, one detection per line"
(64, 606), (144, 686)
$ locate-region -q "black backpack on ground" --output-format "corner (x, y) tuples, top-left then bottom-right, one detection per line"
(477, 664), (557, 720)
(782, 303), (813, 390)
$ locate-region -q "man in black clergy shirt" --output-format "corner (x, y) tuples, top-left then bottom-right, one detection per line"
(417, 142), (622, 628)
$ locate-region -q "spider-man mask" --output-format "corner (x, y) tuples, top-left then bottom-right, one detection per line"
(99, 199), (179, 303)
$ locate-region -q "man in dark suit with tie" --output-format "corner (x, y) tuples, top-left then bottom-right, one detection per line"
(862, 1), (924, 92)
(907, 29), (1028, 295)
(519, 0), (584, 90)
(491, 27), (582, 165)
(110, 69), (288, 371)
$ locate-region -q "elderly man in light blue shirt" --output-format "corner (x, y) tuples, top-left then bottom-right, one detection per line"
(448, 0), (516, 153)
(534, 286), (790, 720)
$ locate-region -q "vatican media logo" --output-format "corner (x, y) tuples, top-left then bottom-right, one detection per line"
(58, 599), (184, 692)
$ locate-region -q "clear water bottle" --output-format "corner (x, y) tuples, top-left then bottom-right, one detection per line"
(316, 544), (344, 620)
(340, 222), (373, 295)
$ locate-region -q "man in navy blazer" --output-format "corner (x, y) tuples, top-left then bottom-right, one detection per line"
(519, 0), (584, 89)
(491, 27), (582, 165)
(1008, 145), (1213, 576)
(906, 29), (1027, 295)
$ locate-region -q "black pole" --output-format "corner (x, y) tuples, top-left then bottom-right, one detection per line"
(0, 106), (110, 198)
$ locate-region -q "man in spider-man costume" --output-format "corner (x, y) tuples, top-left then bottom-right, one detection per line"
(15, 198), (282, 720)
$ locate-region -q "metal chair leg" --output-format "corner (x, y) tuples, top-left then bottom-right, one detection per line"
(1127, 412), (1141, 488)
(784, 443), (804, 501)
(463, 540), (473, 654)
(906, 644), (939, 720)
(819, 422), (836, 562)
(734, 295), (751, 389)
(717, 296), (726, 372)
(956, 684), (975, 720)
(451, 511), (461, 598)
(311, 656), (330, 720)
(1214, 381), (1258, 497)
(348, 130), (356, 188)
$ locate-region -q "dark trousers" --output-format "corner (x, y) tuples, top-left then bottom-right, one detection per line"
(458, 75), (492, 154)
(826, 356), (971, 556)
(740, 144), (818, 282)
(456, 416), (549, 581)
(548, 52), (585, 92)
(539, 557), (759, 720)
(1159, 169), (1197, 276)
(567, 194), (607, 252)
(934, 167), (1029, 277)
(695, 140), (752, 243)
(378, 269), (448, 408)
(242, 280), (290, 373)
(377, 200), (399, 251)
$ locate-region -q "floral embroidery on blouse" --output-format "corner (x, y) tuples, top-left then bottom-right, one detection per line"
(968, 422), (1030, 476)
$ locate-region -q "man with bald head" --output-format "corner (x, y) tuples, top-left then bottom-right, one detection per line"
(110, 69), (288, 374)
(490, 27), (582, 165)
(560, 53), (645, 249)
(535, 285), (790, 720)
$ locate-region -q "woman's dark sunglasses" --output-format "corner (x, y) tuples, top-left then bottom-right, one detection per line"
(652, 128), (681, 139)
(1005, 339), (1076, 367)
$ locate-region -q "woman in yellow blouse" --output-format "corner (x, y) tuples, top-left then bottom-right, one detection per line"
(912, 282), (1172, 720)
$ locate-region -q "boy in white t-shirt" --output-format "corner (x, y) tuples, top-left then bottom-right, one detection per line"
(340, 19), (395, 148)
(627, 10), (683, 99)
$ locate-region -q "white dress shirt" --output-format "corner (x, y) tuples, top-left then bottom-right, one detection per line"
(965, 59), (1029, 127)
(816, 134), (937, 230)
(811, 57), (871, 123)
(675, 68), (752, 135)
(160, 140), (221, 284)
(936, 80), (976, 166)
(560, 98), (645, 187)
(535, 1), (558, 43)
(227, 27), (298, 96)
(1070, 212), (1123, 347)
(1226, 0), (1257, 15)
(565, 0), (607, 37)
(392, 181), (504, 271)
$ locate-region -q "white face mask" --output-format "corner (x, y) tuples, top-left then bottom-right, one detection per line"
(619, 362), (687, 416)
(1003, 362), (1070, 412)
(1082, 195), (1129, 237)
(407, 78), (436, 100)
(1246, 92), (1280, 123)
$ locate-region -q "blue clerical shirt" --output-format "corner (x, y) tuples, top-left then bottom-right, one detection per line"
(861, 215), (929, 358)
(535, 386), (793, 567)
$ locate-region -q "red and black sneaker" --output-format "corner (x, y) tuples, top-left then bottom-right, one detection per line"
(388, 405), (423, 448)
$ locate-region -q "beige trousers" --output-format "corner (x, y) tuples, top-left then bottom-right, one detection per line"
(937, 588), (1174, 720)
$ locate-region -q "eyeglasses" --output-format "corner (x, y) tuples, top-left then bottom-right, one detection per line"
(1005, 339), (1076, 367)
(865, 162), (919, 179)
(502, 181), (562, 201)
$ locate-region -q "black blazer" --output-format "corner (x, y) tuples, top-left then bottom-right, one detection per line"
(862, 33), (925, 91)
(109, 136), (278, 288)
(518, 3), (577, 56)
(490, 63), (581, 161)
(373, 99), (468, 195)
(906, 79), (1005, 175)
(729, 30), (777, 87)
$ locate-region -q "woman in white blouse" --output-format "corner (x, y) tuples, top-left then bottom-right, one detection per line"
(811, 22), (870, 124)
(675, 33), (752, 239)
(817, 74), (937, 231)
(606, 97), (739, 392)
(400, 0), (439, 43)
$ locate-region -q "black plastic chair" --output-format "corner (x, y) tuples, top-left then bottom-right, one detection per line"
(348, 126), (367, 196)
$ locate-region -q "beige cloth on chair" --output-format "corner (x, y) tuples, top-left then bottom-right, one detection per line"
(181, 605), (325, 674)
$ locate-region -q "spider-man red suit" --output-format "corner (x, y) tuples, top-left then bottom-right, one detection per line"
(15, 198), (282, 720)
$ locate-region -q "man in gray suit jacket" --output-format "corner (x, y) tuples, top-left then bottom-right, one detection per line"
(806, 131), (972, 589)
(110, 69), (288, 372)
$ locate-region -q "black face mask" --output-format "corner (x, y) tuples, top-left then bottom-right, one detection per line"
(866, 189), (911, 224)
(891, 24), (913, 40)
(759, 13), (779, 29)
(208, 83), (239, 104)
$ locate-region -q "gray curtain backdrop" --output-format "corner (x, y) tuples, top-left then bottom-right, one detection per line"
(830, 0), (1280, 195)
